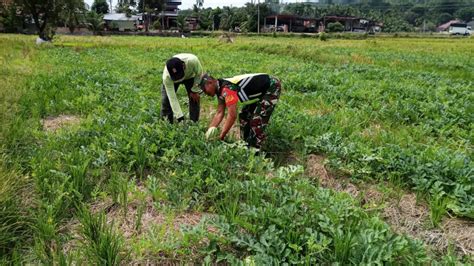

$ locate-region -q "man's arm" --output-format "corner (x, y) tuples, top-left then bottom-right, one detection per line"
(220, 104), (237, 140)
(163, 69), (184, 119)
(191, 58), (203, 93)
(209, 102), (225, 128)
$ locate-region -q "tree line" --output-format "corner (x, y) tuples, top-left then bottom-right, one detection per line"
(0, 0), (170, 40)
(0, 0), (473, 40)
(184, 0), (473, 33)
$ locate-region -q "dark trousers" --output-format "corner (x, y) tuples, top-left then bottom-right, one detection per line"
(160, 78), (200, 123)
(239, 77), (281, 148)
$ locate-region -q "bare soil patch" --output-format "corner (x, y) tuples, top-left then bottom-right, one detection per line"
(305, 154), (474, 257)
(306, 154), (359, 197)
(218, 33), (235, 43)
(63, 183), (214, 260)
(104, 199), (206, 239)
(383, 193), (473, 256)
(42, 115), (80, 132)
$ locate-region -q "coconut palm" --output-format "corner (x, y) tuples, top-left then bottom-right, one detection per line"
(85, 11), (105, 34)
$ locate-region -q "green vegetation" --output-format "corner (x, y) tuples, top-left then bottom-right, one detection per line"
(2, 0), (473, 40)
(0, 34), (472, 263)
(327, 22), (345, 32)
(187, 0), (473, 32)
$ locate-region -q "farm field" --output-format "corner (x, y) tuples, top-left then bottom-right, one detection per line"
(0, 34), (473, 264)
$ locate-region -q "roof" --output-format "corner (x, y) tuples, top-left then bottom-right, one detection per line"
(437, 20), (461, 31)
(324, 16), (360, 20)
(266, 15), (318, 21)
(103, 13), (140, 21)
(158, 11), (178, 17)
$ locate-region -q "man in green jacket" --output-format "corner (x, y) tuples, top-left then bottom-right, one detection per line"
(161, 53), (203, 123)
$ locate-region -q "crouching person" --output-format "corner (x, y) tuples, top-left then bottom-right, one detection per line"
(161, 53), (203, 123)
(201, 73), (282, 149)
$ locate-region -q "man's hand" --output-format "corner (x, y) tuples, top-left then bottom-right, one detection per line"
(189, 92), (200, 103)
(219, 104), (237, 140)
(205, 127), (219, 140)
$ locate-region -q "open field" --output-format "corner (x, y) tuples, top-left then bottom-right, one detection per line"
(0, 34), (473, 263)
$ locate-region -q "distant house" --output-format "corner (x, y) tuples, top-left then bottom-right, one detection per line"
(154, 0), (182, 30)
(264, 15), (318, 33)
(104, 13), (140, 31)
(185, 17), (198, 31)
(437, 20), (461, 32)
(262, 15), (379, 33)
(143, 0), (182, 30)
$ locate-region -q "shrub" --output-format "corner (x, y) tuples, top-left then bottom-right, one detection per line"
(319, 32), (328, 41)
(152, 20), (161, 30)
(327, 22), (344, 33)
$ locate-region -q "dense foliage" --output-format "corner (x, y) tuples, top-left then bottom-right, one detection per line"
(1, 0), (473, 38)
(0, 35), (472, 263)
(185, 0), (473, 32)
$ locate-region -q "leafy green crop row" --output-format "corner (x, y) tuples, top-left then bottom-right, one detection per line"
(23, 69), (428, 263)
(0, 35), (472, 263)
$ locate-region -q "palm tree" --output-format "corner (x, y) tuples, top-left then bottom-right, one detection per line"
(62, 0), (86, 33)
(220, 7), (234, 31)
(196, 0), (204, 8)
(86, 11), (105, 34)
(176, 14), (187, 33)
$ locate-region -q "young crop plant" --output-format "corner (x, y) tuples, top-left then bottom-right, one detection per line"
(78, 207), (125, 265)
(107, 171), (129, 217)
(429, 194), (449, 228)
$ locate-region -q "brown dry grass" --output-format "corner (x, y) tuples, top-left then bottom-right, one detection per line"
(42, 115), (80, 132)
(306, 154), (359, 197)
(305, 154), (474, 257)
(218, 33), (235, 43)
(63, 183), (215, 261)
(383, 193), (474, 256)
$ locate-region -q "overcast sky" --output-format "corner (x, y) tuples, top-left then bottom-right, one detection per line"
(85, 0), (299, 10)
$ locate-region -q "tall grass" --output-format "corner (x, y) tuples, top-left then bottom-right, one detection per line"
(0, 162), (32, 260)
(78, 208), (125, 265)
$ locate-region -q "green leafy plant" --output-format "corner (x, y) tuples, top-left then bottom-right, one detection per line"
(1, 34), (471, 264)
(327, 22), (344, 33)
(107, 171), (129, 217)
(429, 194), (449, 228)
(0, 163), (32, 259)
(78, 208), (124, 265)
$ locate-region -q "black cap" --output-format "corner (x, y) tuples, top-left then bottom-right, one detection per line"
(166, 57), (185, 81)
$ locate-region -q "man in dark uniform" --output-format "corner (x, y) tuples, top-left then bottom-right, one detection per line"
(200, 73), (282, 149)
